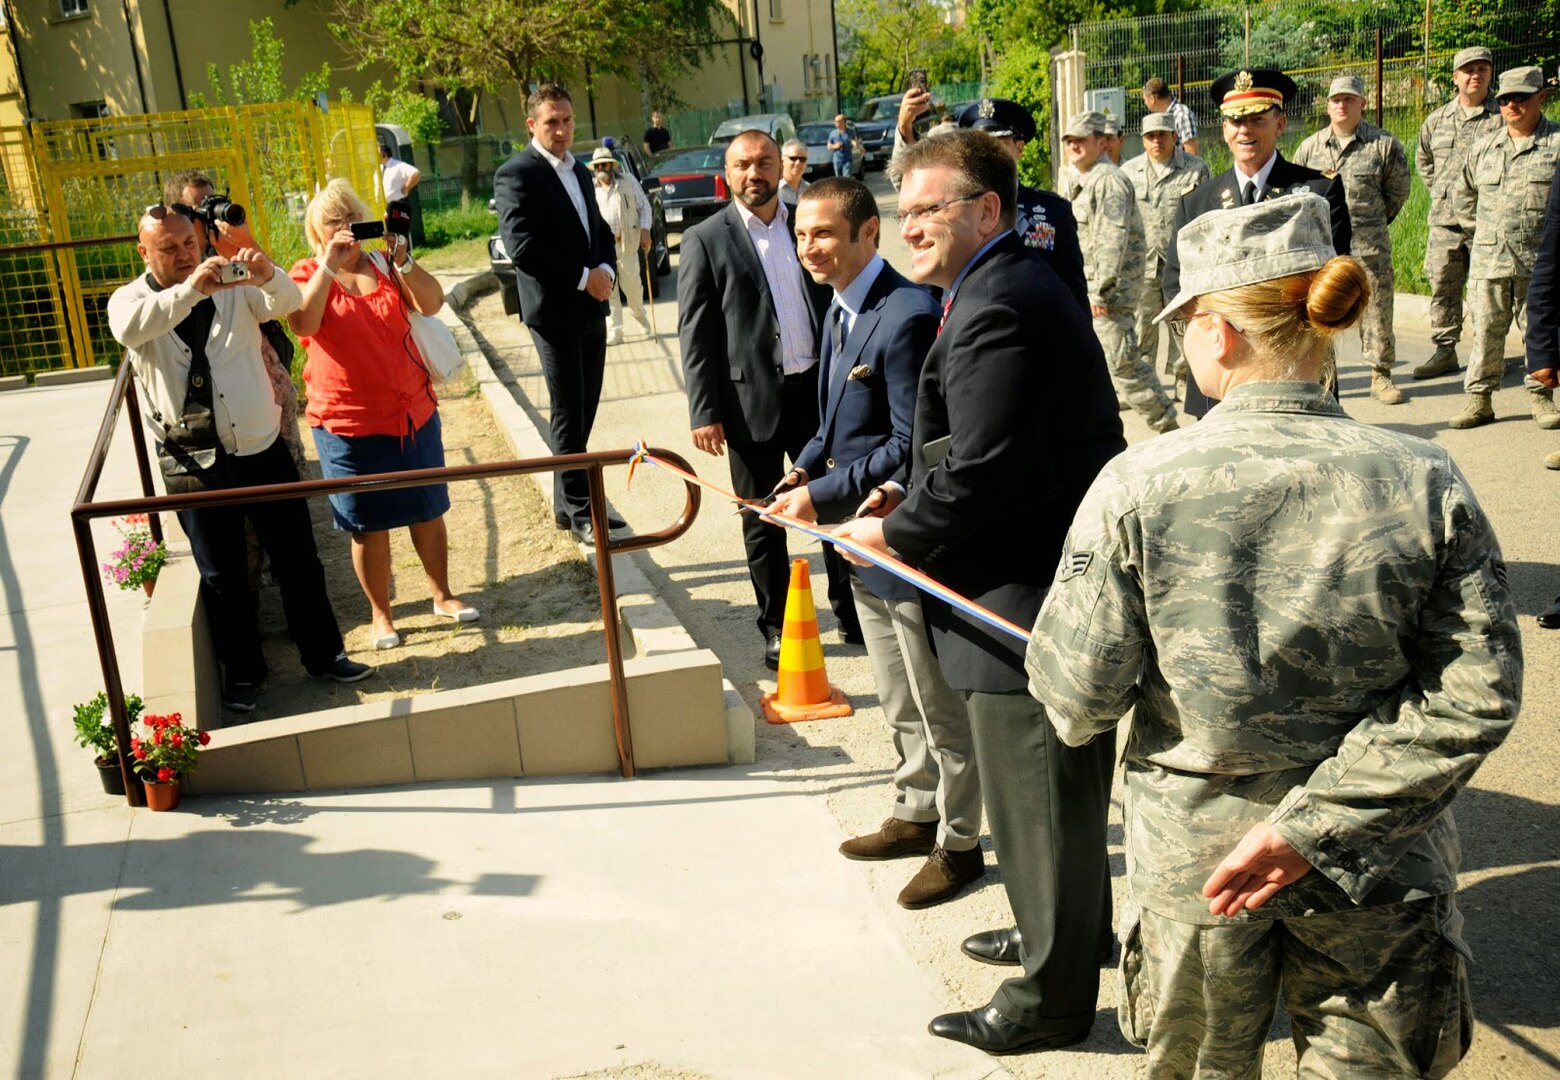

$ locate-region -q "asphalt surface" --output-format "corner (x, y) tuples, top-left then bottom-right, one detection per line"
(465, 165), (1560, 1078)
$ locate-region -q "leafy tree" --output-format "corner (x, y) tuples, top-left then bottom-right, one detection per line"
(838, 0), (964, 97)
(988, 40), (1053, 186)
(189, 17), (331, 107)
(363, 82), (447, 148)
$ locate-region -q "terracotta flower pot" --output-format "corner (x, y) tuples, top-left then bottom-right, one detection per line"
(96, 756), (126, 796)
(142, 778), (181, 811)
(141, 578), (156, 598)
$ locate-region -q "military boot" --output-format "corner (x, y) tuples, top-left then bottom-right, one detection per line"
(1148, 409), (1180, 434)
(1371, 372), (1406, 405)
(1531, 391), (1560, 430)
(1413, 346), (1460, 379)
(1546, 449), (1560, 471)
(1447, 392), (1494, 429)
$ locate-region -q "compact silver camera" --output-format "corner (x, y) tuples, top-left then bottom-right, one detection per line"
(217, 262), (250, 284)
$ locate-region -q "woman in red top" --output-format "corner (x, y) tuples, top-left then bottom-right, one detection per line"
(289, 180), (478, 650)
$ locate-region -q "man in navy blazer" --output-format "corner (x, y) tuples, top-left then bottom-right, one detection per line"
(493, 83), (621, 545)
(769, 179), (984, 910)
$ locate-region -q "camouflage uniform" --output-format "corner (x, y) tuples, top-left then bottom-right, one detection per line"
(1069, 162), (1178, 429)
(1417, 96), (1502, 350)
(1025, 381), (1522, 1078)
(1456, 116), (1560, 408)
(1293, 121), (1413, 377)
(1121, 148), (1210, 380)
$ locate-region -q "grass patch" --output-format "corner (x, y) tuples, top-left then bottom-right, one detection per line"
(416, 236), (491, 271)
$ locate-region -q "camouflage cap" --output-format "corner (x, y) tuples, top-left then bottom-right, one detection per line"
(1102, 116), (1121, 136)
(1141, 112), (1176, 135)
(1155, 193), (1335, 322)
(1063, 110), (1109, 138)
(1495, 66), (1545, 98)
(1452, 46), (1494, 71)
(1328, 74), (1366, 98)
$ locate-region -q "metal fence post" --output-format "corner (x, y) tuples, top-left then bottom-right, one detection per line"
(1376, 28), (1385, 126)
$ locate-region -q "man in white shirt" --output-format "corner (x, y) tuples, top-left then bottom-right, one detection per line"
(589, 147), (654, 343)
(379, 142), (421, 203)
(108, 205), (370, 712)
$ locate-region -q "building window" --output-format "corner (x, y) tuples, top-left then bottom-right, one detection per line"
(70, 101), (109, 119)
(59, 0), (90, 17)
(767, 0), (782, 21)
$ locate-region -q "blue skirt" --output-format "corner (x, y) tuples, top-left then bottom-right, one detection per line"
(310, 411), (452, 533)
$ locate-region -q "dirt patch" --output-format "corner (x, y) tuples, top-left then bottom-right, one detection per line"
(242, 368), (604, 722)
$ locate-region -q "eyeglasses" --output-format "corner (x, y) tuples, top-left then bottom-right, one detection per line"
(784, 155), (808, 163)
(1497, 92), (1536, 105)
(1166, 309), (1244, 339)
(894, 192), (986, 226)
(144, 203), (195, 222)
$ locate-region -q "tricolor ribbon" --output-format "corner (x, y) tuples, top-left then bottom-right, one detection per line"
(627, 441), (1030, 642)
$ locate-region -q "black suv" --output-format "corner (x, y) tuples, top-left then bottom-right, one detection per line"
(488, 138), (671, 319)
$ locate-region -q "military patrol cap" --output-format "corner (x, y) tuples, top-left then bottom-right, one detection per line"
(1495, 66), (1545, 99)
(1062, 110), (1110, 139)
(1211, 68), (1298, 117)
(1155, 193), (1335, 322)
(956, 98), (1037, 143)
(1328, 74), (1366, 99)
(1141, 112), (1176, 136)
(1102, 117), (1121, 136)
(1452, 46), (1494, 71)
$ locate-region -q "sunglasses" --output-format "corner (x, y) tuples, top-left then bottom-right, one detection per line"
(784, 155), (808, 163)
(1497, 91), (1536, 105)
(144, 203), (195, 221)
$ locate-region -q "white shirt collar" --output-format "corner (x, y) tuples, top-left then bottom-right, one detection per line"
(1234, 150), (1279, 192)
(834, 254), (885, 322)
(534, 142), (575, 170)
(735, 195), (787, 231)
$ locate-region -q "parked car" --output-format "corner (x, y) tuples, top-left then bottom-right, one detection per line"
(851, 94), (941, 169)
(488, 137), (670, 319)
(647, 145), (731, 237)
(708, 113), (798, 148)
(796, 120), (865, 178)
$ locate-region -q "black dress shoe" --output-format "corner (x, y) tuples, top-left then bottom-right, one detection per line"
(570, 521), (597, 545)
(961, 927), (1022, 966)
(763, 631), (782, 670)
(559, 512), (627, 531)
(927, 1006), (1089, 1056)
(1539, 597), (1560, 629)
(839, 623), (865, 646)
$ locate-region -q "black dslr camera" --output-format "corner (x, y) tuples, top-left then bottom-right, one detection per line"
(192, 192), (246, 229)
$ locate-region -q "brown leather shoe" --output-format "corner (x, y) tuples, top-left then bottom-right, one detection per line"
(898, 845), (985, 909)
(839, 817), (937, 861)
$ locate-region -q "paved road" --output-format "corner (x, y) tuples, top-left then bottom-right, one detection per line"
(467, 166), (1560, 1077)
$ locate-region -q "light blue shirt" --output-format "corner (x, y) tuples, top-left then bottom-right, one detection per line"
(831, 253), (886, 339)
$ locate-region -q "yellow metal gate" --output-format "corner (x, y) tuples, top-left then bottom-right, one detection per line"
(0, 101), (381, 377)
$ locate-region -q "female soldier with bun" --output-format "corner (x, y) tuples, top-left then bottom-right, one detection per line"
(1025, 193), (1522, 1078)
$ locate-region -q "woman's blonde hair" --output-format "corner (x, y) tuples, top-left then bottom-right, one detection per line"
(303, 179), (374, 257)
(1196, 256), (1372, 379)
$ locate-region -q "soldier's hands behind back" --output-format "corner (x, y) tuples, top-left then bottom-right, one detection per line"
(1202, 822), (1314, 917)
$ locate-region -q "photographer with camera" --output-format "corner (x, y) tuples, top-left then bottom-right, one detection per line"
(108, 204), (372, 713)
(164, 169), (304, 469)
(287, 180), (476, 652)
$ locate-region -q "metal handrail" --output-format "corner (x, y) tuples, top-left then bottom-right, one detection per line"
(72, 360), (701, 805)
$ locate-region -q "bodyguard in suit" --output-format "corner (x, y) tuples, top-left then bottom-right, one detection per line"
(835, 131), (1125, 1056)
(768, 178), (983, 910)
(678, 130), (859, 668)
(1164, 69), (1352, 418)
(493, 82), (622, 545)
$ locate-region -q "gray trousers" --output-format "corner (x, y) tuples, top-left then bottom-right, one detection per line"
(965, 688), (1114, 1031)
(1097, 306), (1176, 424)
(852, 577), (980, 850)
(1424, 225), (1471, 347)
(1465, 275), (1544, 396)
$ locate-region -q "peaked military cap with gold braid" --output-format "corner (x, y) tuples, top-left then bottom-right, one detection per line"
(1210, 68), (1298, 117)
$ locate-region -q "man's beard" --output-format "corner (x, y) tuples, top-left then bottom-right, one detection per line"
(737, 182), (775, 209)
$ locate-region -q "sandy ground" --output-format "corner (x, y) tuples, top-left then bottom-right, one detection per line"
(464, 165), (1560, 1078)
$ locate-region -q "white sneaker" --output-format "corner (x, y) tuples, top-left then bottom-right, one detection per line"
(605, 327), (622, 345)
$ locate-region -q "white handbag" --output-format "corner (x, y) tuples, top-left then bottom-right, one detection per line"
(371, 251), (466, 381)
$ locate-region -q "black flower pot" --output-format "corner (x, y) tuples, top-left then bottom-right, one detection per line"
(95, 757), (126, 796)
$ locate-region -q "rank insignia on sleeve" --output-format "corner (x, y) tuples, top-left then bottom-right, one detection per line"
(1059, 551), (1094, 580)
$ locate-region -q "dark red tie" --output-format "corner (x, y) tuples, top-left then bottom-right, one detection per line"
(937, 293), (954, 336)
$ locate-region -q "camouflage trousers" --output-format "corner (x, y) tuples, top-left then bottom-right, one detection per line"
(1136, 270), (1185, 378)
(1096, 306), (1177, 424)
(1465, 276), (1537, 395)
(1119, 895), (1473, 1079)
(1423, 225), (1471, 347)
(1356, 250), (1396, 376)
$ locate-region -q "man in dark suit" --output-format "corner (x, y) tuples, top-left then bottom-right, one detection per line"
(1526, 162), (1560, 625)
(494, 82), (622, 545)
(835, 130), (1125, 1056)
(678, 130), (860, 667)
(1164, 69), (1353, 417)
(768, 178), (982, 910)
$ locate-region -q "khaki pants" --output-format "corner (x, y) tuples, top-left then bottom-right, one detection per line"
(1096, 306), (1176, 424)
(1357, 250), (1396, 376)
(1120, 896), (1473, 1079)
(610, 227), (647, 332)
(1464, 276), (1535, 395)
(1136, 269), (1185, 378)
(1424, 225), (1471, 348)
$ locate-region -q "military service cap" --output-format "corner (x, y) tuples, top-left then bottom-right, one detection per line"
(1211, 68), (1298, 117)
(1062, 110), (1110, 139)
(1156, 193), (1335, 322)
(956, 98), (1037, 143)
(1141, 112), (1176, 135)
(1102, 116), (1121, 136)
(1495, 66), (1545, 100)
(1328, 74), (1366, 98)
(1452, 46), (1494, 71)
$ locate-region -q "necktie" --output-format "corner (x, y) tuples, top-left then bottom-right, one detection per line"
(1242, 181), (1259, 206)
(937, 293), (954, 336)
(830, 304), (845, 364)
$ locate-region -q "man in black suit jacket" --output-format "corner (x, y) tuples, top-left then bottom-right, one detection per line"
(769, 179), (983, 910)
(678, 130), (858, 668)
(1526, 163), (1560, 623)
(493, 83), (620, 544)
(1163, 69), (1352, 418)
(836, 130), (1125, 1056)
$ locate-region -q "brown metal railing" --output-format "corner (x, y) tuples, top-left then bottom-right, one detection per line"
(73, 360), (702, 806)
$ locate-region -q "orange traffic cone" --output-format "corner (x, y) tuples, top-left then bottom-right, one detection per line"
(761, 558), (854, 725)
